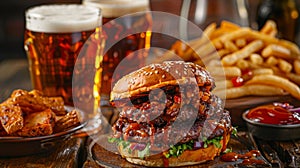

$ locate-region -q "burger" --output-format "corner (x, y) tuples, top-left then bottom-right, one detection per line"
(109, 61), (233, 167)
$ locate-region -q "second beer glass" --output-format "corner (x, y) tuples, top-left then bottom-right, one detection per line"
(83, 0), (152, 124)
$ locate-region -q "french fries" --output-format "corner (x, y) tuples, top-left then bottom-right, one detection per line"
(294, 60), (300, 74)
(252, 68), (273, 76)
(246, 75), (300, 100)
(265, 56), (278, 66)
(250, 54), (263, 65)
(215, 80), (233, 89)
(261, 44), (291, 59)
(221, 40), (264, 66)
(164, 20), (300, 100)
(224, 40), (239, 52)
(214, 84), (287, 99)
(208, 66), (241, 78)
(235, 38), (247, 48)
(278, 59), (292, 73)
(260, 20), (277, 37)
(287, 73), (300, 85)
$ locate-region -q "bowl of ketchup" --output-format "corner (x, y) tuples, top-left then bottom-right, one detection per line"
(242, 102), (300, 141)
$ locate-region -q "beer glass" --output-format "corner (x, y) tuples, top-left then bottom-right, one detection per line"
(83, 0), (152, 124)
(24, 4), (102, 106)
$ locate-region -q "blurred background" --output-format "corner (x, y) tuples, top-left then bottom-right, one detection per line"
(0, 0), (299, 61)
(0, 0), (80, 61)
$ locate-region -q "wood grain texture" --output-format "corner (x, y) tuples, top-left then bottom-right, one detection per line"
(0, 137), (84, 168)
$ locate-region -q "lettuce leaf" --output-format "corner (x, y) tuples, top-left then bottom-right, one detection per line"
(138, 143), (150, 158)
(108, 137), (150, 158)
(164, 136), (226, 158)
(108, 135), (226, 159)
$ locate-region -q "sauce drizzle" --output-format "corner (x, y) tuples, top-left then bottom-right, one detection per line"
(221, 150), (264, 165)
(163, 157), (169, 167)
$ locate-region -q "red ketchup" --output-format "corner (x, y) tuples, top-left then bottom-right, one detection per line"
(246, 105), (300, 125)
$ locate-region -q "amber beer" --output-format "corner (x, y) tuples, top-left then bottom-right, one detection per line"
(83, 0), (151, 110)
(24, 5), (101, 105)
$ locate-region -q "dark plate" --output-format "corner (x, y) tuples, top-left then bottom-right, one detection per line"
(242, 110), (300, 141)
(0, 106), (86, 157)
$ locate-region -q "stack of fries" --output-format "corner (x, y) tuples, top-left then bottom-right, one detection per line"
(0, 89), (81, 137)
(163, 20), (300, 100)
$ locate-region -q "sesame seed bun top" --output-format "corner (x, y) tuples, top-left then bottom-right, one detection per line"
(110, 61), (215, 101)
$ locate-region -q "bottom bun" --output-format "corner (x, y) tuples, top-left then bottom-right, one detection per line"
(118, 134), (230, 167)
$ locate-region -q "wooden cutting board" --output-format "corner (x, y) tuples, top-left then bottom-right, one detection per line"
(89, 133), (270, 168)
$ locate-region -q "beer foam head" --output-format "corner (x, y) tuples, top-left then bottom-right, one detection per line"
(26, 4), (102, 33)
(83, 0), (149, 18)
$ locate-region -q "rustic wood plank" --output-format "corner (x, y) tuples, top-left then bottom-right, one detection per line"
(0, 137), (84, 168)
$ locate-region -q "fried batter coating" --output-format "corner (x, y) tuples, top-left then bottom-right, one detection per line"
(16, 108), (55, 137)
(54, 110), (81, 133)
(10, 89), (66, 116)
(0, 101), (23, 134)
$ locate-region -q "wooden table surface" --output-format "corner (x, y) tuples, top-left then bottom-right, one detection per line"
(1, 59), (300, 168)
(0, 138), (85, 168)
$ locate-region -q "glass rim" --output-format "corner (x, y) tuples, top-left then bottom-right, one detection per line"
(26, 4), (101, 18)
(25, 4), (102, 33)
(82, 0), (149, 7)
(83, 0), (149, 18)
